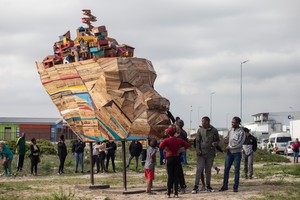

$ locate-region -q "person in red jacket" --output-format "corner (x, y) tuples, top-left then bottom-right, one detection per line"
(292, 138), (300, 163)
(159, 126), (190, 198)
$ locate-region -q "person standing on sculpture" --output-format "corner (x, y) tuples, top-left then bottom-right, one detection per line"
(192, 116), (220, 193)
(219, 116), (245, 192)
(16, 132), (26, 172)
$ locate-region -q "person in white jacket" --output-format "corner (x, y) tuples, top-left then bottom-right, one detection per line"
(219, 116), (245, 193)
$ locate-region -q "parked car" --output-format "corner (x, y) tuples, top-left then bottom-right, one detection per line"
(267, 132), (292, 154)
(284, 141), (294, 156)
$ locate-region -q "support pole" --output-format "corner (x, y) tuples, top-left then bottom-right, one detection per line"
(122, 140), (127, 191)
(89, 142), (94, 186)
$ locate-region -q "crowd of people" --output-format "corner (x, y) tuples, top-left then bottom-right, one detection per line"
(0, 134), (119, 176)
(1, 116), (299, 198)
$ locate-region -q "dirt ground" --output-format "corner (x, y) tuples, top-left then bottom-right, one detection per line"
(1, 156), (299, 200)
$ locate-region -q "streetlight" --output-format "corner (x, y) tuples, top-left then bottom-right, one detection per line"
(210, 92), (215, 121)
(226, 113), (230, 130)
(197, 106), (202, 124)
(190, 105), (193, 131)
(240, 60), (249, 122)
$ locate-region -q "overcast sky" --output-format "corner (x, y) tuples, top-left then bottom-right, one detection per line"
(1, 0), (299, 130)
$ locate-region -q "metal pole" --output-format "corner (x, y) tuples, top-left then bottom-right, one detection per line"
(190, 105), (192, 130)
(89, 142), (94, 185)
(240, 60), (248, 122)
(210, 92), (215, 120)
(121, 140), (127, 191)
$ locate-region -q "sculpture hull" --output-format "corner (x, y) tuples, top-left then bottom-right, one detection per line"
(36, 57), (171, 141)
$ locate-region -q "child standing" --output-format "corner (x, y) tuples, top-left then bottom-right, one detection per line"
(144, 138), (157, 194)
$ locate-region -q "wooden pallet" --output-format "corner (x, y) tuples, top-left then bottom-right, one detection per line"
(36, 57), (171, 141)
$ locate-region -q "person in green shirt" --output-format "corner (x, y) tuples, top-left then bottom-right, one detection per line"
(16, 132), (26, 171)
(0, 141), (14, 176)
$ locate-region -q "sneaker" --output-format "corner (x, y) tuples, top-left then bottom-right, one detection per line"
(219, 186), (228, 192)
(206, 185), (214, 192)
(233, 188), (238, 192)
(192, 186), (199, 194)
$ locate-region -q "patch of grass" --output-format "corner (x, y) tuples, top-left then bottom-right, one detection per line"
(250, 188), (300, 200)
(42, 187), (78, 200)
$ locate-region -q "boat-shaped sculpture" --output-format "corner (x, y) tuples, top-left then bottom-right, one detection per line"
(36, 10), (171, 141)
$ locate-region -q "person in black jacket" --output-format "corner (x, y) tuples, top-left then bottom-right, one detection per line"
(72, 138), (86, 173)
(106, 141), (117, 172)
(57, 135), (67, 174)
(242, 128), (257, 179)
(29, 138), (40, 176)
(126, 140), (143, 170)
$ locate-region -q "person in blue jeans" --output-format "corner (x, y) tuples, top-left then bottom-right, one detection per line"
(219, 116), (245, 193)
(72, 138), (86, 173)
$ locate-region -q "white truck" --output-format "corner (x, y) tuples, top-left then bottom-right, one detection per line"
(267, 132), (292, 154)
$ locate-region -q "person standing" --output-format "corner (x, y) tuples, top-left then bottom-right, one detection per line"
(268, 141), (274, 153)
(0, 141), (14, 176)
(242, 128), (257, 179)
(126, 140), (143, 170)
(72, 138), (86, 173)
(92, 142), (101, 173)
(106, 140), (117, 172)
(29, 138), (40, 176)
(16, 132), (26, 172)
(159, 126), (190, 198)
(219, 116), (245, 192)
(192, 116), (220, 193)
(144, 138), (157, 194)
(292, 138), (300, 163)
(57, 135), (67, 174)
(99, 141), (107, 173)
(177, 119), (188, 165)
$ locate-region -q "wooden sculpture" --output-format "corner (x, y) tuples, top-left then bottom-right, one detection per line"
(36, 10), (171, 142)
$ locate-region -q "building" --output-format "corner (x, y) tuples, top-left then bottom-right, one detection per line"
(290, 119), (300, 140)
(0, 117), (76, 142)
(244, 111), (300, 140)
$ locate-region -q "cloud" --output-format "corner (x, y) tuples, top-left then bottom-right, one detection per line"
(1, 0), (300, 129)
